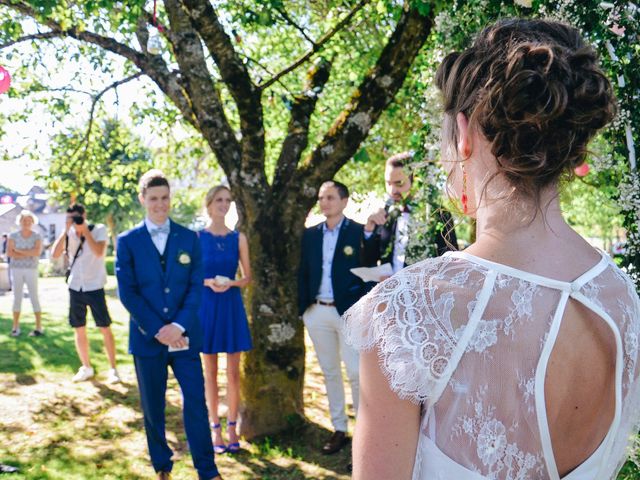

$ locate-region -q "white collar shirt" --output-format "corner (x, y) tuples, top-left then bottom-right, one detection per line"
(145, 217), (171, 255)
(143, 218), (186, 334)
(317, 218), (345, 302)
(67, 223), (108, 292)
(392, 211), (411, 273)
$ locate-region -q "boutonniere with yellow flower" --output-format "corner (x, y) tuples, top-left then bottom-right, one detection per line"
(177, 251), (191, 266)
(343, 245), (354, 257)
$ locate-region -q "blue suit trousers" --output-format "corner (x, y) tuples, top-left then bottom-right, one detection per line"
(134, 351), (218, 479)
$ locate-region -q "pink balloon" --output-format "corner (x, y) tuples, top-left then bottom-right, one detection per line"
(0, 66), (11, 94)
(574, 163), (590, 177)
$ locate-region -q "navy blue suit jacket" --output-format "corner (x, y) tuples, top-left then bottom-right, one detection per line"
(115, 220), (204, 357)
(298, 217), (366, 316)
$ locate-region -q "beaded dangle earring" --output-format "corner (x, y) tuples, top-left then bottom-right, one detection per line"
(461, 162), (469, 214)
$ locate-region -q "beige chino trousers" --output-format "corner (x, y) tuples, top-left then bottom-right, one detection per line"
(303, 303), (359, 432)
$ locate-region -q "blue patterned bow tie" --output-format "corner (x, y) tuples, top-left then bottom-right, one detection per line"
(150, 225), (170, 238)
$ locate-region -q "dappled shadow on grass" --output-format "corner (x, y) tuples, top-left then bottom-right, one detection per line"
(0, 312), (130, 380)
(0, 384), (149, 479)
(94, 380), (140, 409)
(0, 305), (352, 479)
(1, 437), (148, 480)
(0, 314), (77, 375)
(217, 420), (351, 480)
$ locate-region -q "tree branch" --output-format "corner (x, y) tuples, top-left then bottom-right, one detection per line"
(260, 0), (369, 90)
(35, 85), (93, 96)
(179, 0), (261, 117)
(68, 72), (143, 163)
(0, 0), (198, 129)
(274, 7), (317, 47)
(163, 0), (242, 178)
(240, 53), (294, 95)
(68, 29), (201, 125)
(0, 31), (61, 49)
(134, 13), (150, 54)
(273, 58), (332, 196)
(296, 3), (434, 198)
(179, 0), (266, 187)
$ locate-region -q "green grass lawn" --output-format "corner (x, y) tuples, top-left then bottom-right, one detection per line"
(0, 276), (352, 480)
(1, 276), (639, 479)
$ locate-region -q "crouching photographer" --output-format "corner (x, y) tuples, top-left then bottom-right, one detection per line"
(51, 203), (120, 383)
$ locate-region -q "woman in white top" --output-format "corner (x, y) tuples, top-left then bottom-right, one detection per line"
(344, 19), (640, 480)
(8, 210), (43, 336)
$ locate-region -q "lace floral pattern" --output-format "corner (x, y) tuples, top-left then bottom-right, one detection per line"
(343, 256), (486, 403)
(466, 320), (499, 353)
(517, 370), (536, 414)
(452, 385), (543, 479)
(459, 278), (540, 356)
(503, 279), (539, 338)
(343, 253), (640, 479)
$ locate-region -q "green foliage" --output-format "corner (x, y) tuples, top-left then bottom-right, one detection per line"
(562, 178), (624, 250)
(104, 255), (115, 275)
(39, 118), (152, 239)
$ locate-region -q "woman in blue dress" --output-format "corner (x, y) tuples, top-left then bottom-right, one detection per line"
(198, 185), (252, 454)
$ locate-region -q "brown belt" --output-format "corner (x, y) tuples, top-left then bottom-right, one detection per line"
(315, 299), (335, 307)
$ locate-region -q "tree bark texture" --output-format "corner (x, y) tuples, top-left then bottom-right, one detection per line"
(0, 0), (435, 437)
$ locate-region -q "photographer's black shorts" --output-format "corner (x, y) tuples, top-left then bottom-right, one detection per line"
(69, 288), (112, 328)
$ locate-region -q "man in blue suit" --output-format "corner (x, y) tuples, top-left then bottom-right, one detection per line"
(116, 170), (221, 480)
(298, 180), (366, 455)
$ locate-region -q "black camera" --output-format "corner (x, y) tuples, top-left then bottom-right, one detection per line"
(72, 215), (84, 225)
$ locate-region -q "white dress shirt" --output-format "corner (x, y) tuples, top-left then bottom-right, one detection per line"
(67, 224), (108, 292)
(145, 217), (170, 255)
(144, 218), (185, 334)
(392, 212), (410, 273)
(317, 218), (344, 302)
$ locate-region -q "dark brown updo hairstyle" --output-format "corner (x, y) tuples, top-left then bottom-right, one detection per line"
(436, 19), (616, 203)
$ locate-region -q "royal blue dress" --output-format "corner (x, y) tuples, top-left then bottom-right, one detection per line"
(198, 230), (253, 354)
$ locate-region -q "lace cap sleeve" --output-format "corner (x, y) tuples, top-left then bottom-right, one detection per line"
(343, 256), (482, 404)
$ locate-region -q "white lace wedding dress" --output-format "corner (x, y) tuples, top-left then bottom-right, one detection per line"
(344, 251), (640, 480)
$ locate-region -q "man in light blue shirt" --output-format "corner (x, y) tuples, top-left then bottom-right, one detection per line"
(298, 181), (366, 455)
(316, 217), (344, 303)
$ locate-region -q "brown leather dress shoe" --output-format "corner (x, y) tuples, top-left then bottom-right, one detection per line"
(157, 472), (171, 480)
(322, 430), (348, 454)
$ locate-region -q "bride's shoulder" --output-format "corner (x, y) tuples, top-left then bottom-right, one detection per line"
(343, 254), (488, 404)
(373, 254), (487, 295)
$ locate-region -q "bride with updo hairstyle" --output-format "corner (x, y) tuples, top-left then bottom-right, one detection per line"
(344, 19), (640, 480)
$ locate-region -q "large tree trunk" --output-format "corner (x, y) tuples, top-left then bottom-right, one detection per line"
(239, 199), (310, 437)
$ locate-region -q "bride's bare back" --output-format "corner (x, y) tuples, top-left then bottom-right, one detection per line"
(470, 229), (620, 477)
(549, 298), (616, 476)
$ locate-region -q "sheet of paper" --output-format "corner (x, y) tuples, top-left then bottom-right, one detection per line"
(168, 336), (190, 352)
(350, 263), (394, 283)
